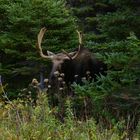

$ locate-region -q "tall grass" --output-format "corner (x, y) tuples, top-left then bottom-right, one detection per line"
(0, 92), (139, 140)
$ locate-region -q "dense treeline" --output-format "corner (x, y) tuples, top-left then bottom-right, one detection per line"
(0, 0), (140, 139)
(67, 0), (140, 41)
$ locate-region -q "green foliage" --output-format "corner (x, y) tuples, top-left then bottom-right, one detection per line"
(98, 11), (140, 40)
(0, 0), (140, 139)
(0, 0), (77, 89)
(136, 122), (140, 139)
(68, 0), (140, 43)
(0, 92), (134, 140)
(67, 0), (115, 42)
(97, 1), (140, 40)
(73, 33), (140, 134)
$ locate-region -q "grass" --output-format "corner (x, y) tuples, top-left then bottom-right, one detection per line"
(0, 92), (139, 140)
(0, 75), (140, 140)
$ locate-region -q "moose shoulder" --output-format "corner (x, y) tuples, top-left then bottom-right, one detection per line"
(36, 27), (107, 85)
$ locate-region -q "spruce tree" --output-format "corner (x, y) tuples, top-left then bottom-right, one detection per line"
(67, 0), (140, 42)
(67, 0), (115, 42)
(0, 0), (77, 90)
(97, 0), (140, 41)
(68, 0), (140, 131)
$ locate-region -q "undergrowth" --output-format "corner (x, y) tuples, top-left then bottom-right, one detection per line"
(0, 92), (139, 140)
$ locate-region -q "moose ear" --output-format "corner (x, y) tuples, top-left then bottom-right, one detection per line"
(47, 51), (55, 56)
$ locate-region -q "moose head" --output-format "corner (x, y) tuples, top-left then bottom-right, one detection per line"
(36, 27), (107, 85)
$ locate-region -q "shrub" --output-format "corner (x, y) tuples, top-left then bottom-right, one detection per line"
(72, 33), (140, 137)
(0, 91), (131, 140)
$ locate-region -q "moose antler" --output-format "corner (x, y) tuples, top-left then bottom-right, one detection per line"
(36, 27), (83, 60)
(76, 30), (83, 45)
(71, 30), (83, 59)
(62, 30), (83, 59)
(62, 49), (73, 60)
(36, 27), (54, 59)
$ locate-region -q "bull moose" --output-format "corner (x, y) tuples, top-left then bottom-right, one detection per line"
(36, 27), (107, 86)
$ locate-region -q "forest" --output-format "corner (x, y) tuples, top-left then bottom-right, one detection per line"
(0, 0), (140, 139)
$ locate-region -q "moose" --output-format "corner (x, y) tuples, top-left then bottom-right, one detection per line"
(36, 27), (107, 86)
